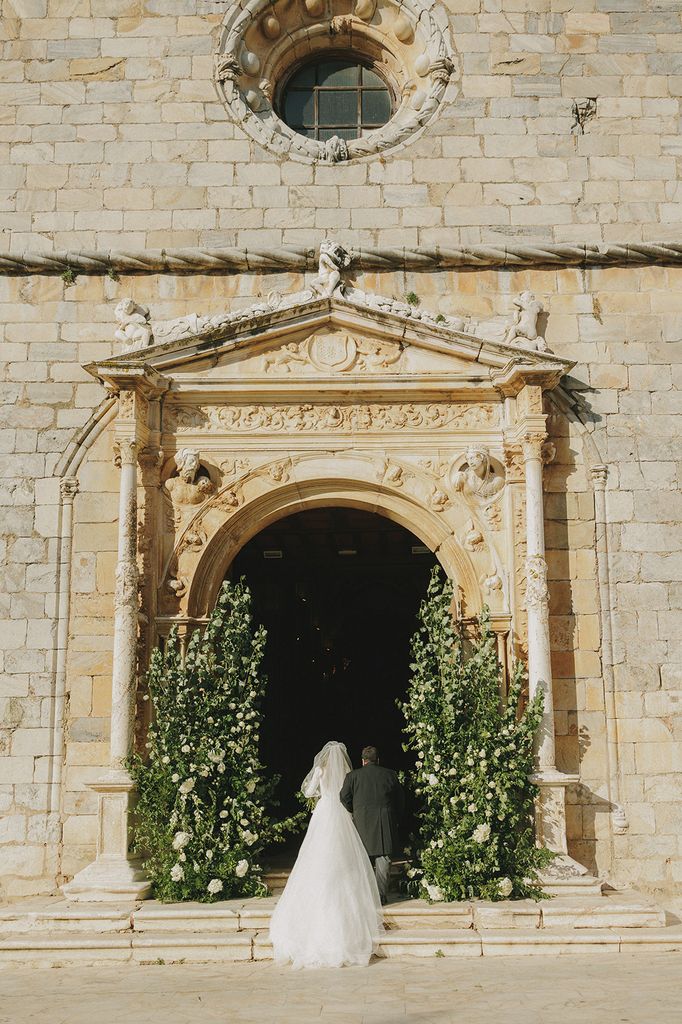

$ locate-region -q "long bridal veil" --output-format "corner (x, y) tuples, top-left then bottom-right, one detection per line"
(269, 741), (384, 968)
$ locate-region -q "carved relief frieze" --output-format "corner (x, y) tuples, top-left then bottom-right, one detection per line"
(462, 519), (484, 552)
(525, 554), (550, 623)
(379, 460), (405, 487)
(165, 401), (499, 435)
(512, 493), (529, 653)
(480, 570), (503, 596)
(257, 331), (404, 375)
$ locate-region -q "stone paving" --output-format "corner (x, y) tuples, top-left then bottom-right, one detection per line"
(1, 954), (681, 1024)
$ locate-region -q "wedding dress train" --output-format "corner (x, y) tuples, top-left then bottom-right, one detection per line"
(269, 741), (384, 968)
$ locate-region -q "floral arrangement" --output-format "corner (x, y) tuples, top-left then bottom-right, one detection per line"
(400, 567), (552, 902)
(129, 578), (303, 902)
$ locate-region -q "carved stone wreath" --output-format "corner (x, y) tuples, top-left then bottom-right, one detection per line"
(215, 0), (457, 163)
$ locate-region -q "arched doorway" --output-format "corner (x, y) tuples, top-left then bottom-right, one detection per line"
(228, 507), (438, 820)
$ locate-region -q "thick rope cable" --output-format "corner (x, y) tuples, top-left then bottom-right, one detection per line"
(2, 242), (682, 275)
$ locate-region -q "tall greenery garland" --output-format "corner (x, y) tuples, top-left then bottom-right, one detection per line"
(400, 566), (552, 902)
(129, 578), (302, 902)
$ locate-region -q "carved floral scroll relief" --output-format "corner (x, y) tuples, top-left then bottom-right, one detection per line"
(164, 401), (500, 435)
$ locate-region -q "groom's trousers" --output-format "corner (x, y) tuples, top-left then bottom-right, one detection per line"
(370, 855), (391, 899)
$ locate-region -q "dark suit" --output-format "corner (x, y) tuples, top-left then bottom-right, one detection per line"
(340, 763), (404, 900)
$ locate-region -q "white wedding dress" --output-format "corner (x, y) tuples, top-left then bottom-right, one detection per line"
(269, 741), (384, 968)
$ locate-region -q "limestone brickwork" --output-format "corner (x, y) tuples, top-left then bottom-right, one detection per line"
(1, 1), (682, 900)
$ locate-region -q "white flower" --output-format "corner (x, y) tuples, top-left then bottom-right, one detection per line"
(486, 792), (493, 800)
(243, 830), (257, 846)
(407, 868), (417, 879)
(172, 831), (191, 851)
(171, 773), (180, 783)
(207, 878), (223, 894)
(246, 780), (256, 794)
(170, 864), (184, 882)
(437, 838), (444, 848)
(428, 774), (438, 786)
(472, 823), (491, 844)
(207, 717), (214, 725)
(219, 810), (228, 819)
(468, 803), (476, 813)
(423, 882), (444, 902)
(162, 755), (170, 764)
(498, 877), (513, 898)
(181, 744), (191, 753)
(235, 859), (249, 878)
(179, 778), (195, 795)
(206, 850), (213, 861)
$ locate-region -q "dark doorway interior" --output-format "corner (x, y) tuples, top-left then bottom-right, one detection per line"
(228, 507), (438, 829)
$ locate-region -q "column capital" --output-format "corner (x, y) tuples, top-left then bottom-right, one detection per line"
(60, 476), (79, 500)
(521, 432), (547, 463)
(113, 436), (139, 468)
(591, 464), (608, 490)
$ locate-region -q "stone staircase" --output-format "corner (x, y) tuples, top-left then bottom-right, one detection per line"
(0, 890), (680, 966)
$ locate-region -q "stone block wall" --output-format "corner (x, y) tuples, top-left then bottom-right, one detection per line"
(1, 0), (682, 897)
(1, 1), (682, 250)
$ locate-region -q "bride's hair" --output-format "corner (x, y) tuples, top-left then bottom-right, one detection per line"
(361, 745), (378, 764)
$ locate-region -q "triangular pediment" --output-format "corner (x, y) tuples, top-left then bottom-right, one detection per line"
(86, 288), (573, 397)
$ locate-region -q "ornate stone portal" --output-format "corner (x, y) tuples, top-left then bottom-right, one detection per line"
(65, 258), (597, 900)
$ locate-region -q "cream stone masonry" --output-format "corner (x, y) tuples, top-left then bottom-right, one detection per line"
(2, 0), (682, 904)
(2, 2), (682, 251)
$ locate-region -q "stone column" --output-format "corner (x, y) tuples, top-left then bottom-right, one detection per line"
(62, 435), (151, 901)
(519, 414), (601, 895)
(522, 434), (556, 770)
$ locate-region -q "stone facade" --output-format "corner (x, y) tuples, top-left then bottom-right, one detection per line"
(1, 2), (682, 901)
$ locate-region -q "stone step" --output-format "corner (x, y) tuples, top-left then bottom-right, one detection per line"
(0, 892), (665, 939)
(0, 905), (133, 935)
(1, 926), (681, 968)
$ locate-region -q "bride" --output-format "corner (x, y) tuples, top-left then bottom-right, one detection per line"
(269, 741), (384, 968)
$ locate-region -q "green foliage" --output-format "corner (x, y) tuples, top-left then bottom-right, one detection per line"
(435, 314), (446, 323)
(405, 291), (420, 306)
(61, 268), (76, 286)
(400, 567), (552, 902)
(129, 578), (303, 902)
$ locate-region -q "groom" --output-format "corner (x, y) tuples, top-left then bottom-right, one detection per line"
(340, 745), (404, 905)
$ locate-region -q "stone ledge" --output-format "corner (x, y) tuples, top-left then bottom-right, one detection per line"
(3, 926), (681, 968)
(131, 932), (253, 963)
(132, 900), (241, 933)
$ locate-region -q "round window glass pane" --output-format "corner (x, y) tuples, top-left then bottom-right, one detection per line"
(280, 56), (393, 142)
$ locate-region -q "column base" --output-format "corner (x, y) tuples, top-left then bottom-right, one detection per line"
(61, 767), (152, 903)
(532, 769), (604, 898)
(538, 855), (604, 898)
(62, 855), (152, 902)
